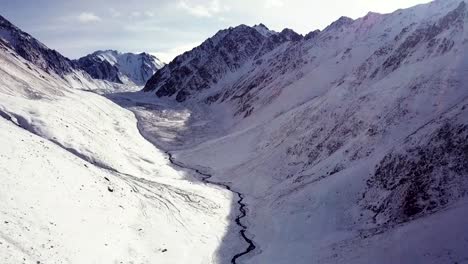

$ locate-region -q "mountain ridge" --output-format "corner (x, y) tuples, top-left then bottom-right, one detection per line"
(0, 13), (235, 264)
(76, 50), (164, 86)
(1, 0), (468, 263)
(137, 1), (468, 262)
(0, 14), (77, 76)
(143, 24), (303, 102)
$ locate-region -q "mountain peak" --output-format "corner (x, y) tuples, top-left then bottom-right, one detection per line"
(324, 16), (354, 32)
(254, 23), (269, 29)
(304, 29), (321, 40)
(76, 50), (164, 86)
(143, 22), (291, 101)
(279, 28), (303, 41)
(253, 23), (277, 37)
(0, 15), (13, 26)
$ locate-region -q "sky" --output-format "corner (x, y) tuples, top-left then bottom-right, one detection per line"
(0, 0), (432, 62)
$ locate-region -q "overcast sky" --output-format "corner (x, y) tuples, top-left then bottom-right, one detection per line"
(0, 0), (432, 62)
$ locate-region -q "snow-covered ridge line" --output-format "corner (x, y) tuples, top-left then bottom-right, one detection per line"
(0, 15), (138, 93)
(2, 0), (468, 262)
(75, 50), (164, 86)
(139, 0), (468, 263)
(0, 36), (233, 263)
(0, 105), (166, 194)
(0, 14), (74, 76)
(142, 23), (303, 102)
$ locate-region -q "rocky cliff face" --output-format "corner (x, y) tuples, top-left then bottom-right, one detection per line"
(141, 1), (468, 256)
(76, 50), (164, 86)
(76, 54), (122, 83)
(0, 15), (133, 92)
(1, 0), (468, 263)
(143, 24), (303, 102)
(143, 1), (468, 121)
(0, 15), (77, 76)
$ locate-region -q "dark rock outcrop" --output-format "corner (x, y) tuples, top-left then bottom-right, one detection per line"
(143, 24), (302, 102)
(0, 15), (77, 76)
(75, 50), (164, 85)
(76, 55), (122, 83)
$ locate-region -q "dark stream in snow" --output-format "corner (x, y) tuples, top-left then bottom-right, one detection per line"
(107, 93), (257, 263)
(166, 152), (256, 264)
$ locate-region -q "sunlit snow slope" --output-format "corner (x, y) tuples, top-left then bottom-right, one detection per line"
(141, 0), (468, 263)
(0, 28), (235, 264)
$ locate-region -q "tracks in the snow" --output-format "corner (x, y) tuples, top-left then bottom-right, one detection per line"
(166, 152), (256, 264)
(108, 94), (257, 263)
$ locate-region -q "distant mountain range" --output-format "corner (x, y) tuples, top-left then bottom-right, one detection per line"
(141, 0), (468, 262)
(1, 1), (468, 263)
(75, 50), (164, 86)
(0, 12), (228, 264)
(0, 14), (163, 90)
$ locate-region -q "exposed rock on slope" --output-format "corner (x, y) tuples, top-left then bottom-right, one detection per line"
(362, 105), (468, 227)
(143, 24), (303, 102)
(141, 0), (468, 263)
(76, 54), (122, 83)
(0, 15), (142, 92)
(0, 17), (232, 264)
(76, 50), (164, 86)
(0, 15), (76, 76)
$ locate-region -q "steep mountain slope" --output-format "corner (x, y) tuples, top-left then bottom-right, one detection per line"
(144, 0), (468, 121)
(0, 15), (76, 76)
(76, 50), (164, 86)
(143, 24), (302, 102)
(0, 19), (237, 264)
(138, 0), (468, 263)
(2, 0), (468, 263)
(0, 15), (134, 93)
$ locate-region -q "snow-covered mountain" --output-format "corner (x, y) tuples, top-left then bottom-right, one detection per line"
(2, 0), (468, 263)
(0, 14), (77, 76)
(76, 50), (164, 86)
(139, 0), (468, 263)
(0, 15), (140, 93)
(144, 0), (467, 119)
(143, 24), (303, 102)
(0, 15), (237, 264)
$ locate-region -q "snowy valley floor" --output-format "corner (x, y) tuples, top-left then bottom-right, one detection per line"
(106, 91), (257, 264)
(1, 41), (467, 263)
(2, 79), (468, 264)
(0, 49), (239, 264)
(107, 91), (468, 264)
(3, 0), (468, 262)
